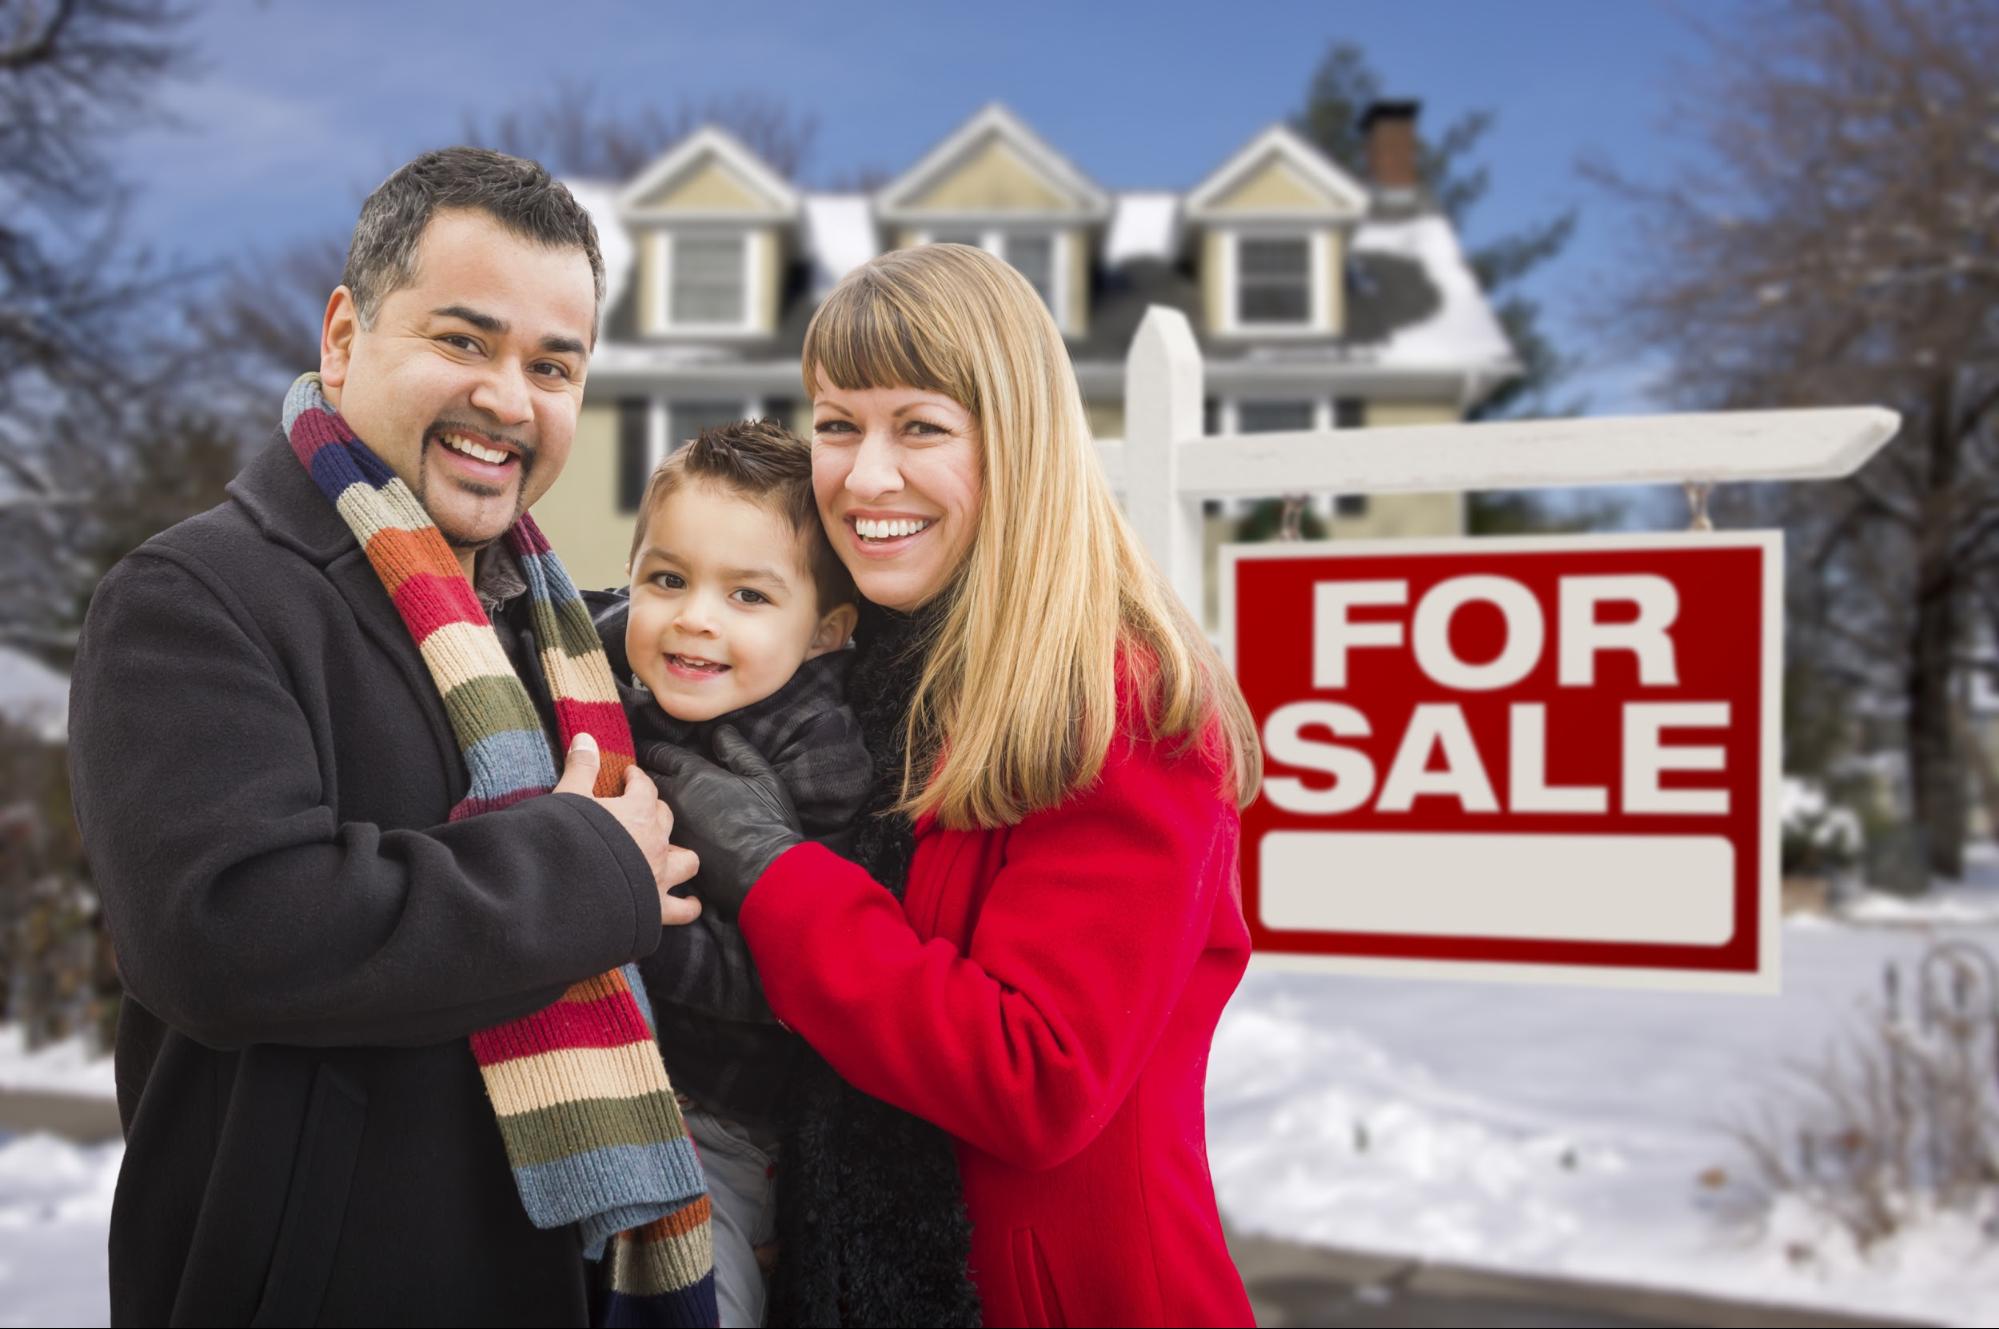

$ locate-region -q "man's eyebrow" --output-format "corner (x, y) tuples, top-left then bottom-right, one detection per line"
(539, 333), (588, 357)
(431, 305), (506, 333)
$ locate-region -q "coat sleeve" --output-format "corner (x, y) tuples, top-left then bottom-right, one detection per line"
(738, 720), (1240, 1171)
(67, 549), (664, 1052)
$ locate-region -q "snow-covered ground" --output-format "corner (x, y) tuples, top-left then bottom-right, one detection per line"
(4, 860), (1997, 1326)
(1211, 852), (1999, 1327)
(0, 1028), (115, 1099)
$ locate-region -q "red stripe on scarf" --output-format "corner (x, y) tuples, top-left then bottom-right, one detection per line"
(391, 571), (487, 635)
(469, 988), (657, 1062)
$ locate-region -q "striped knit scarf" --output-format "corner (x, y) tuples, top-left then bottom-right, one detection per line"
(283, 373), (717, 1327)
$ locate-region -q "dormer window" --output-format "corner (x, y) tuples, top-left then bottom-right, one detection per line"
(1186, 125), (1369, 340)
(881, 106), (1113, 340)
(918, 228), (1061, 317)
(617, 126), (801, 340)
(1237, 236), (1311, 325)
(666, 233), (751, 328)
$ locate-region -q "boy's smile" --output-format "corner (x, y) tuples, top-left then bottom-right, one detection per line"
(626, 479), (853, 723)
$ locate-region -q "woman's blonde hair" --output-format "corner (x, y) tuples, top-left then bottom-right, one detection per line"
(803, 243), (1262, 829)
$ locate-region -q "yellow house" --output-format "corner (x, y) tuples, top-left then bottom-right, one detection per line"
(538, 102), (1519, 591)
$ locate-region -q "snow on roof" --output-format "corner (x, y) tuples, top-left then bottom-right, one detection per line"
(802, 194), (877, 292)
(563, 178), (635, 326)
(0, 646), (67, 744)
(1351, 215), (1516, 371)
(1105, 192), (1180, 265)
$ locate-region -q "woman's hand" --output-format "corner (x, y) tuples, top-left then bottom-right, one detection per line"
(648, 725), (803, 922)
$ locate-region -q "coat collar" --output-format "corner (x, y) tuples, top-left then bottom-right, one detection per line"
(228, 434), (467, 778)
(227, 433), (365, 567)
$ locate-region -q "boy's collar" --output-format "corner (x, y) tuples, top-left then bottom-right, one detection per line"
(623, 647), (854, 752)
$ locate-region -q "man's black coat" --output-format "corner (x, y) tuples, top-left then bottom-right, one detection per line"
(67, 440), (665, 1326)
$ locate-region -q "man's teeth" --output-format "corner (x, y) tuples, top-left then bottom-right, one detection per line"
(439, 432), (509, 464)
(855, 517), (932, 540)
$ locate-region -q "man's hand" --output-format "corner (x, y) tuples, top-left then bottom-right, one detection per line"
(554, 733), (702, 926)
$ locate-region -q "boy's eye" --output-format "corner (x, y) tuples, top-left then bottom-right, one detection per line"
(650, 571), (684, 589)
(734, 588), (770, 606)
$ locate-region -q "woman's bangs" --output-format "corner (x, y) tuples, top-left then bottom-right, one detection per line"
(802, 273), (972, 407)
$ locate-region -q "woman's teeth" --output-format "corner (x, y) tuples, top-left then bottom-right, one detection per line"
(439, 432), (509, 464)
(855, 517), (932, 541)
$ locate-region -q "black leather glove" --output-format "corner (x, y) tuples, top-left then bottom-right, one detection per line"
(649, 724), (803, 923)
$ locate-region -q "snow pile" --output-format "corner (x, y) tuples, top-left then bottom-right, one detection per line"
(1350, 215), (1516, 371)
(1209, 914), (1999, 1324)
(0, 1134), (118, 1328)
(559, 179), (636, 328)
(802, 195), (877, 292)
(1105, 192), (1180, 265)
(0, 648), (66, 744)
(1840, 836), (1999, 926)
(0, 1028), (115, 1100)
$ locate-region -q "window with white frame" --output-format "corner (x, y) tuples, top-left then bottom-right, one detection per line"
(919, 229), (1063, 322)
(660, 232), (752, 330)
(1235, 236), (1312, 327)
(1236, 400), (1316, 433)
(665, 400), (753, 455)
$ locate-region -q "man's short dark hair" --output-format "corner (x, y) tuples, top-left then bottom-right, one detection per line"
(630, 419), (858, 615)
(342, 146), (605, 333)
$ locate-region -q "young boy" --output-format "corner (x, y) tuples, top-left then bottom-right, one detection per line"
(592, 419), (867, 1328)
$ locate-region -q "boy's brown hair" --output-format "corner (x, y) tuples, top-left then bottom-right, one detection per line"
(627, 418), (858, 615)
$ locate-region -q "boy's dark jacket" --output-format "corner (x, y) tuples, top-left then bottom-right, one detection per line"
(586, 590), (871, 1129)
(66, 441), (666, 1326)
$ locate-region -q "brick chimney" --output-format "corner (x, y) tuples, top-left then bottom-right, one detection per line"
(1361, 100), (1421, 191)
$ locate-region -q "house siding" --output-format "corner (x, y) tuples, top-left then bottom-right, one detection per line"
(1202, 228), (1229, 334)
(1208, 157), (1333, 212)
(910, 137), (1069, 211)
(635, 159), (774, 213)
(1335, 400), (1463, 541)
(534, 400), (630, 591)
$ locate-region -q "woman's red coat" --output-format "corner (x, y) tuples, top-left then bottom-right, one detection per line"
(740, 708), (1256, 1328)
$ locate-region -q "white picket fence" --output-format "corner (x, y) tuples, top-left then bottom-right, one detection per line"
(1097, 307), (1903, 613)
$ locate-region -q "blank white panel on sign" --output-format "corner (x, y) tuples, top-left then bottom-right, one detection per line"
(1258, 832), (1736, 945)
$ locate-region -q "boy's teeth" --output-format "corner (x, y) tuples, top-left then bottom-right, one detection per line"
(856, 517), (932, 540)
(440, 432), (508, 464)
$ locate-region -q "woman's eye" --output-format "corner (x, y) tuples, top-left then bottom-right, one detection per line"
(814, 419), (857, 436)
(906, 419), (946, 437)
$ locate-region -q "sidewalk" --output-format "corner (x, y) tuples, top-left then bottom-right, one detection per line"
(0, 1087), (120, 1143)
(1229, 1229), (1939, 1329)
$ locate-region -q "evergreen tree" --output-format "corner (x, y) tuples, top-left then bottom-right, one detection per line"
(1291, 41), (1575, 421)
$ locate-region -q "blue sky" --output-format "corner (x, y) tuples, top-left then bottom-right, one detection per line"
(119, 0), (1738, 411)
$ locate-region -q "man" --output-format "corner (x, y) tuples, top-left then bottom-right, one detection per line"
(68, 148), (705, 1325)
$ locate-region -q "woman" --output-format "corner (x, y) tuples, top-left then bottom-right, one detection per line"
(661, 243), (1262, 1327)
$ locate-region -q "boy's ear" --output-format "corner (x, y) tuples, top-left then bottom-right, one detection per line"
(806, 602), (859, 658)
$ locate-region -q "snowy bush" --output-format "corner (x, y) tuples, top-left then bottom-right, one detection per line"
(1709, 940), (1999, 1254)
(1780, 776), (1864, 875)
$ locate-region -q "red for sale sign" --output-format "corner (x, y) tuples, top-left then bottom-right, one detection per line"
(1222, 532), (1783, 992)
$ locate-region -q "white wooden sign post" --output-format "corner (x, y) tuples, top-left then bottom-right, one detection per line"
(1106, 307), (1900, 991)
